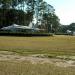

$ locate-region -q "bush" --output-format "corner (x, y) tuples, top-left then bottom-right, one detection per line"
(0, 31), (53, 36)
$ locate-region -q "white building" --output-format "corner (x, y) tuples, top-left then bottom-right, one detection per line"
(1, 24), (44, 33)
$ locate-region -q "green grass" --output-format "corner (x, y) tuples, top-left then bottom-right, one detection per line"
(0, 35), (75, 56)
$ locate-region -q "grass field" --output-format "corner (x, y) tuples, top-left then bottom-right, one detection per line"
(0, 35), (75, 55)
(0, 61), (75, 75)
(0, 35), (75, 75)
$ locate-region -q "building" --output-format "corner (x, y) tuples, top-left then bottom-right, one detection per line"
(1, 23), (44, 33)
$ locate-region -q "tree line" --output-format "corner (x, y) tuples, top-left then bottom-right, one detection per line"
(58, 23), (75, 34)
(0, 0), (60, 33)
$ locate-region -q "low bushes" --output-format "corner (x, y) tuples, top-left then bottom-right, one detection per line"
(0, 31), (53, 36)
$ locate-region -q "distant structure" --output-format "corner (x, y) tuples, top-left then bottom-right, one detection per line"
(67, 30), (75, 36)
(1, 23), (45, 33)
(72, 31), (75, 36)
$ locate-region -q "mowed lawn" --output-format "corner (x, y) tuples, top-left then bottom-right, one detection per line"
(0, 35), (75, 55)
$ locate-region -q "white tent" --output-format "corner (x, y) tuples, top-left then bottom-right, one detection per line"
(1, 24), (44, 33)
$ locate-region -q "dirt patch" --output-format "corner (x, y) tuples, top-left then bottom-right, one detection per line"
(0, 51), (75, 67)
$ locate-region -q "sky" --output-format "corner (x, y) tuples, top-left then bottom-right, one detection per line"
(44, 0), (75, 25)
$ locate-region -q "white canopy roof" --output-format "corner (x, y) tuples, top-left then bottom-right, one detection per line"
(1, 24), (33, 30)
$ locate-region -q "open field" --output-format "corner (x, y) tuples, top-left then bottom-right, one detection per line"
(0, 35), (75, 55)
(0, 35), (75, 75)
(0, 60), (75, 75)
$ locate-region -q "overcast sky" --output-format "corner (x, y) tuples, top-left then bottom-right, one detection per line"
(44, 0), (75, 25)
